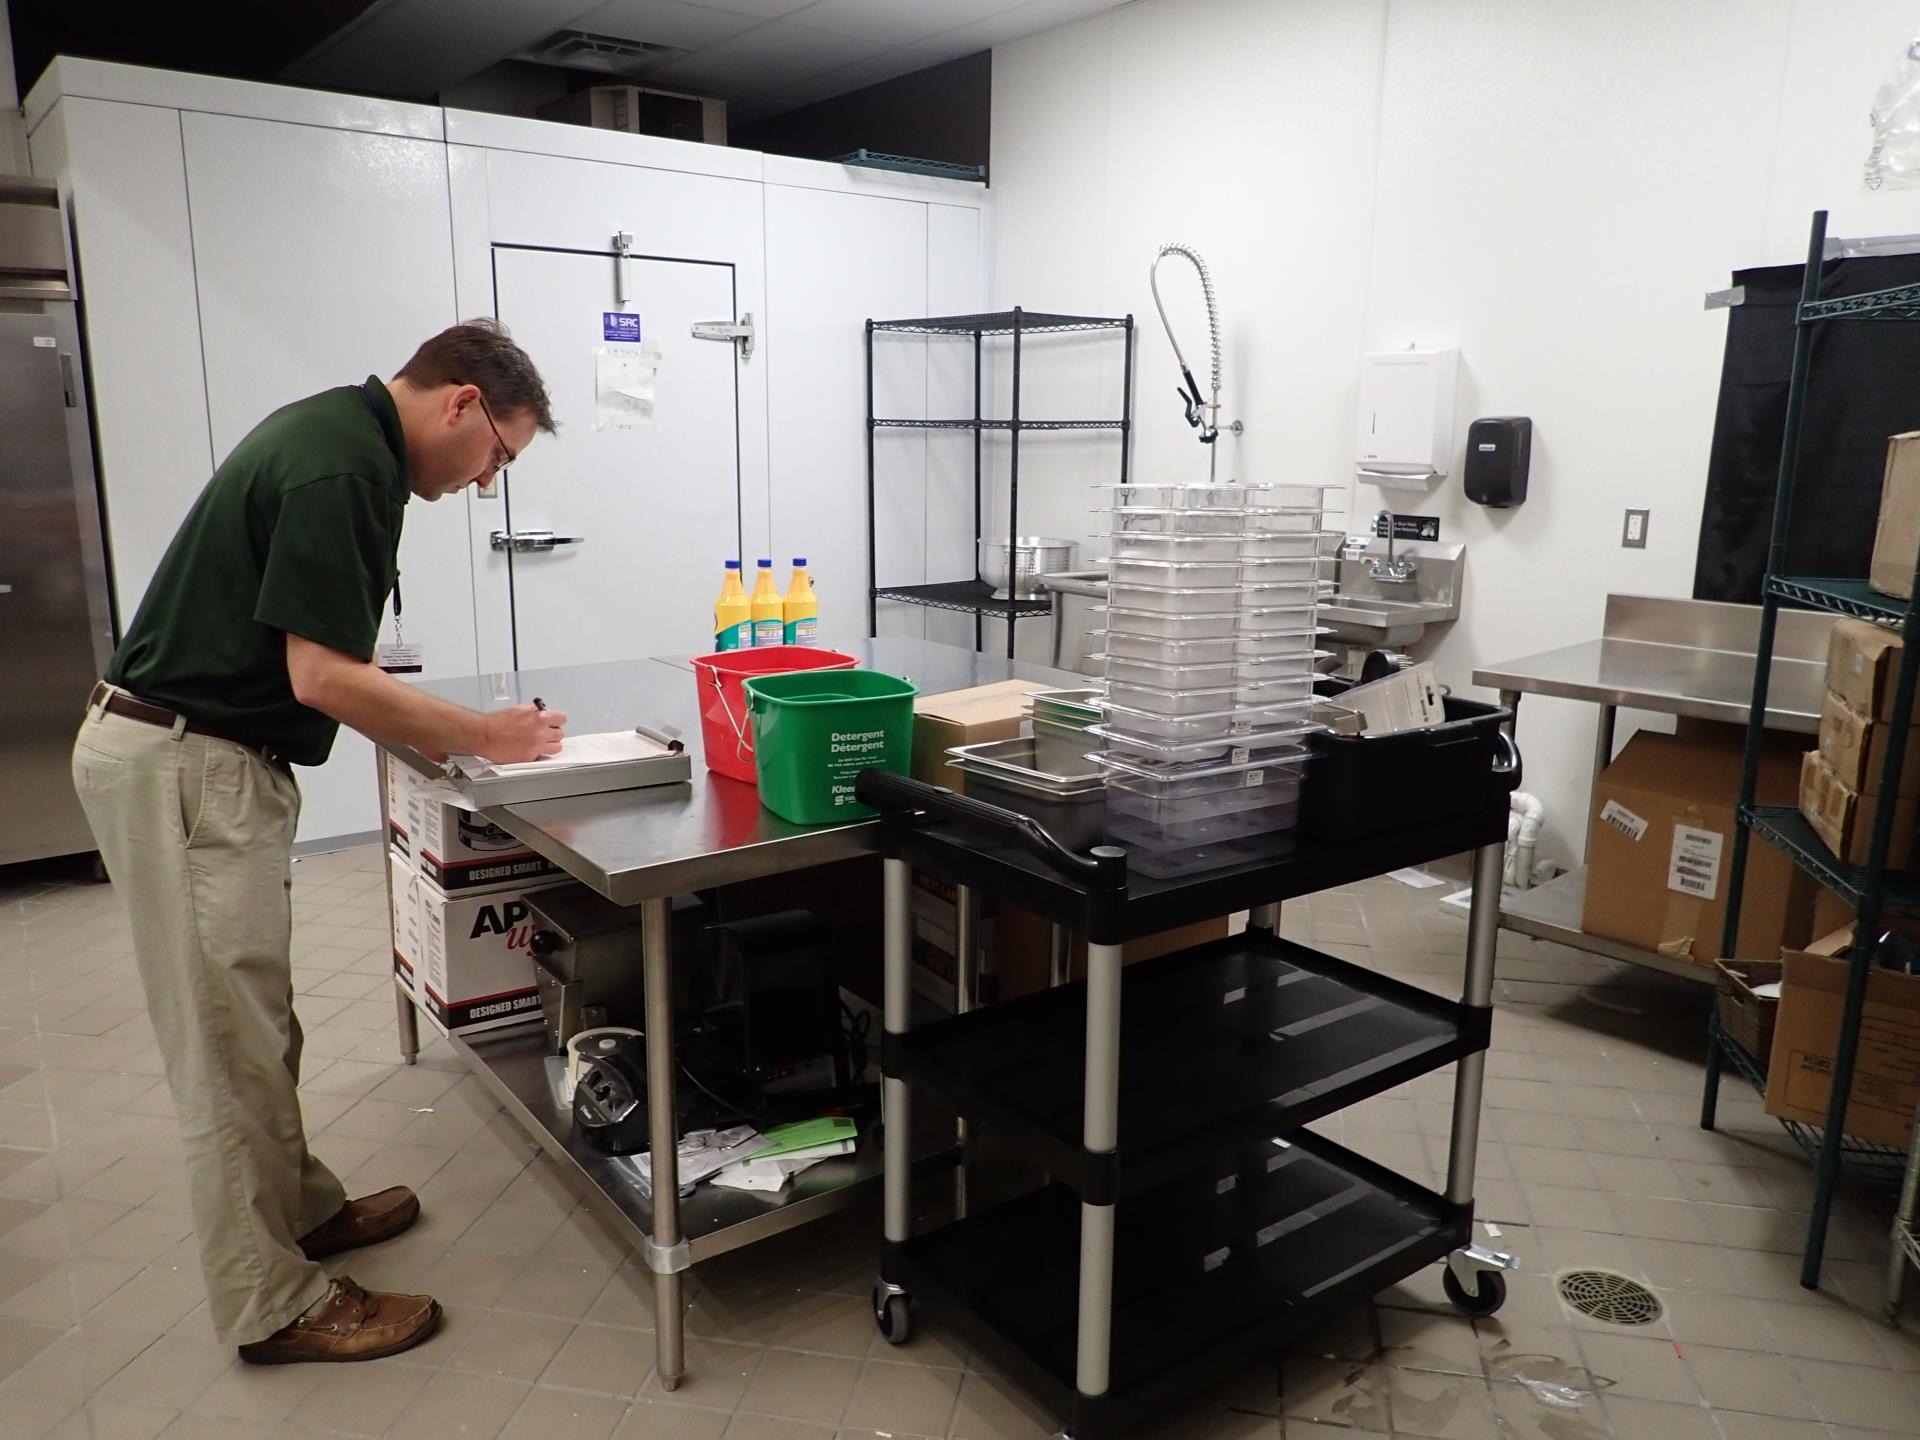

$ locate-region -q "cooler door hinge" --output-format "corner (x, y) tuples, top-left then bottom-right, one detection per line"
(692, 312), (754, 361)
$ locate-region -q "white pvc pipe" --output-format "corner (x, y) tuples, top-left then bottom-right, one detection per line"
(1506, 791), (1544, 891)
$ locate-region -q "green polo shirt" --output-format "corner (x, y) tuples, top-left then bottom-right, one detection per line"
(105, 377), (409, 767)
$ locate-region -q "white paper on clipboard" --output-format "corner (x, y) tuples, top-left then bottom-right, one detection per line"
(594, 341), (663, 431)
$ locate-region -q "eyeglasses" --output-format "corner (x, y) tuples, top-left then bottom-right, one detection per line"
(474, 391), (518, 473)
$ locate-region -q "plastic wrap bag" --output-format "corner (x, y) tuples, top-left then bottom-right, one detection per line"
(1865, 33), (1920, 190)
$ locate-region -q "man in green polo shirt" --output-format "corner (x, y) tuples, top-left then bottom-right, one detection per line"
(71, 320), (566, 1365)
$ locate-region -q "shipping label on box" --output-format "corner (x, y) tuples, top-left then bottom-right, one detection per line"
(417, 875), (569, 1034)
(408, 787), (563, 892)
(1766, 949), (1920, 1148)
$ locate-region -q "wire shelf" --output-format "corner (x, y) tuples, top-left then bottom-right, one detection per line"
(872, 580), (1053, 618)
(1740, 805), (1920, 913)
(831, 149), (987, 183)
(1801, 282), (1920, 321)
(1712, 1015), (1908, 1183)
(1768, 576), (1908, 624)
(872, 418), (1129, 432)
(871, 311), (1132, 336)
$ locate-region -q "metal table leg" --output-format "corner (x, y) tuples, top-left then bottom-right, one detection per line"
(1887, 1101), (1920, 1321)
(954, 884), (979, 1219)
(641, 897), (686, 1390)
(1048, 924), (1071, 988)
(393, 980), (420, 1066)
(1072, 939), (1123, 1439)
(1498, 689), (1520, 738)
(875, 860), (913, 1339)
(1585, 704), (1616, 864)
(1445, 842), (1517, 1299)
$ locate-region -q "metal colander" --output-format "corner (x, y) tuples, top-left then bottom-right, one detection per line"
(979, 537), (1075, 599)
(1556, 1268), (1663, 1326)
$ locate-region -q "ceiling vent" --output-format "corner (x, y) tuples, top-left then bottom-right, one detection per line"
(516, 30), (688, 76)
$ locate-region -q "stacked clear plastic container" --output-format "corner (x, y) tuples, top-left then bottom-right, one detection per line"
(1090, 483), (1337, 879)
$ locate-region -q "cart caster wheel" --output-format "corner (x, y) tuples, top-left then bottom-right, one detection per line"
(872, 1283), (913, 1345)
(1443, 1265), (1507, 1317)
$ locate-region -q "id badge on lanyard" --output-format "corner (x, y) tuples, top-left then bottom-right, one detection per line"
(376, 572), (424, 675)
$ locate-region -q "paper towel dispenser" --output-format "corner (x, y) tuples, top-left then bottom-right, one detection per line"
(1355, 347), (1459, 491)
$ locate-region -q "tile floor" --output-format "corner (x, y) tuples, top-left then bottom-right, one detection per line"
(0, 844), (1917, 1439)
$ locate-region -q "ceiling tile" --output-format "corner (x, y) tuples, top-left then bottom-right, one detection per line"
(566, 0), (765, 50)
(646, 20), (893, 96)
(792, 0), (1022, 47)
(920, 0), (1124, 56)
(680, 0), (820, 18)
(767, 44), (951, 107)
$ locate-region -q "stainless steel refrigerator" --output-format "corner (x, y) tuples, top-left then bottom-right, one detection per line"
(1, 177), (115, 866)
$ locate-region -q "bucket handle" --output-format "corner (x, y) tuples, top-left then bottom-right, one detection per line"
(704, 666), (755, 763)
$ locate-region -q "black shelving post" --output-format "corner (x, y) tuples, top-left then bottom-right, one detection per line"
(974, 328), (984, 653)
(1006, 306), (1023, 659)
(865, 318), (877, 640)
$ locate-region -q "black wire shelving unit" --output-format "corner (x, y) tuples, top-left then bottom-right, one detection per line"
(865, 307), (1134, 657)
(1700, 209), (1920, 1294)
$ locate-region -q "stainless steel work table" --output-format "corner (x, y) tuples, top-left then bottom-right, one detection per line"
(379, 637), (1078, 1392)
(1471, 594), (1835, 983)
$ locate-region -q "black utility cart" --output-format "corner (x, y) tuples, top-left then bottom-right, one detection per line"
(852, 721), (1522, 1440)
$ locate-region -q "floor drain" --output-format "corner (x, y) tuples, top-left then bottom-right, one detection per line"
(1555, 1268), (1662, 1326)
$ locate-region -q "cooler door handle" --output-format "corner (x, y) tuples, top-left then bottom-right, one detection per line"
(490, 530), (585, 554)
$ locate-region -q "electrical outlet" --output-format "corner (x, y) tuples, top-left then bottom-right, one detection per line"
(1622, 509), (1649, 549)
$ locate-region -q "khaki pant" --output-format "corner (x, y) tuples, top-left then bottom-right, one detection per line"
(71, 699), (345, 1345)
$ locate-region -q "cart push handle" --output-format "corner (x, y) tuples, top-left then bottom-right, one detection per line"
(1492, 728), (1522, 792)
(854, 769), (1129, 888)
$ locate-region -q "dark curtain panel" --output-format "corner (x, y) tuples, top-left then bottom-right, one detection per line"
(1693, 254), (1920, 603)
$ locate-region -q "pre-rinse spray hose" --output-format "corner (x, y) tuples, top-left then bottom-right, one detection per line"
(1151, 243), (1223, 479)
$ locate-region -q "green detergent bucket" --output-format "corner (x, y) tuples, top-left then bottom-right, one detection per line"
(742, 669), (917, 824)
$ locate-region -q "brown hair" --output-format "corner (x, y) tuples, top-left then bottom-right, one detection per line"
(395, 319), (556, 434)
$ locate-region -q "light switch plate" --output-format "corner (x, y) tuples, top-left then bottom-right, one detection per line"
(1623, 509), (1649, 549)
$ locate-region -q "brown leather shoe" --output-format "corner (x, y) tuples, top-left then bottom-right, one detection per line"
(299, 1186), (421, 1261)
(238, 1277), (440, 1364)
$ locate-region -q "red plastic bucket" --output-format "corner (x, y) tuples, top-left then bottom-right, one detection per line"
(691, 646), (858, 782)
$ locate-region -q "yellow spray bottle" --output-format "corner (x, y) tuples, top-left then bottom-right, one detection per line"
(714, 560), (751, 651)
(783, 558), (819, 647)
(749, 559), (784, 648)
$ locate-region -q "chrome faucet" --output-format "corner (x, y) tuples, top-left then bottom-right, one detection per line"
(1367, 510), (1419, 585)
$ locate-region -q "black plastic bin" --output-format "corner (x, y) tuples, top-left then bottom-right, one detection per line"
(1300, 694), (1518, 844)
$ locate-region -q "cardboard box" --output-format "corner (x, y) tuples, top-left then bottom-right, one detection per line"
(1871, 431), (1920, 600)
(412, 871), (570, 1035)
(995, 907), (1231, 1000)
(911, 680), (1050, 794)
(407, 787), (563, 892)
(1817, 691), (1920, 797)
(1824, 618), (1918, 724)
(1799, 750), (1920, 870)
(1582, 729), (1815, 965)
(1765, 948), (1920, 1147)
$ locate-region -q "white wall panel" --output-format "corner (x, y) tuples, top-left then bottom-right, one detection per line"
(181, 112), (462, 844)
(28, 98), (214, 632)
(765, 185), (929, 646)
(924, 202), (987, 651)
(1362, 0), (1790, 857)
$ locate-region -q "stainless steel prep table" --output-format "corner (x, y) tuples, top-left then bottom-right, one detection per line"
(379, 637), (1080, 1391)
(1471, 594), (1835, 982)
